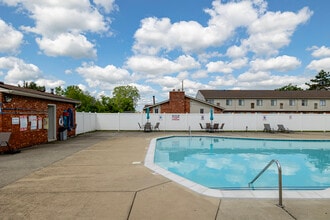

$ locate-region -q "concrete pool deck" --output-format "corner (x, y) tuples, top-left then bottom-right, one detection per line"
(0, 131), (329, 219)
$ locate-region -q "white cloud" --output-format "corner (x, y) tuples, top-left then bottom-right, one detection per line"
(0, 19), (23, 54)
(133, 1), (260, 55)
(209, 75), (238, 87)
(35, 78), (65, 89)
(19, 0), (109, 36)
(250, 55), (301, 72)
(36, 33), (97, 58)
(126, 55), (200, 76)
(310, 46), (330, 58)
(243, 7), (313, 56)
(76, 62), (132, 89)
(148, 76), (211, 97)
(3, 0), (111, 58)
(0, 56), (41, 83)
(93, 0), (117, 13)
(226, 45), (247, 58)
(0, 56), (68, 89)
(207, 58), (248, 73)
(237, 71), (308, 89)
(307, 58), (330, 72)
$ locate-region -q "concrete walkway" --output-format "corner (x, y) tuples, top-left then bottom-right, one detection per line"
(0, 131), (329, 219)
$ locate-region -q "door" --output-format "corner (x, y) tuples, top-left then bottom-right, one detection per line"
(48, 104), (56, 141)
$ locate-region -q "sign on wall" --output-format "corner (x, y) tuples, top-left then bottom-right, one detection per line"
(20, 115), (28, 131)
(12, 117), (19, 125)
(29, 115), (37, 130)
(172, 115), (180, 120)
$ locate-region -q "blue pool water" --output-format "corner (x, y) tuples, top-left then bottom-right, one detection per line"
(154, 136), (330, 190)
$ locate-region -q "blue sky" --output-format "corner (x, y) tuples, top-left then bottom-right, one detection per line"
(1, 0), (330, 110)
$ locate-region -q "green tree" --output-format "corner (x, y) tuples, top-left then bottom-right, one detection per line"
(305, 70), (330, 90)
(19, 81), (46, 92)
(275, 83), (303, 91)
(111, 85), (140, 112)
(63, 85), (99, 112)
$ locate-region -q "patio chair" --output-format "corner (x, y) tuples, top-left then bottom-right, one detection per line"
(277, 124), (293, 133)
(219, 123), (225, 132)
(263, 124), (275, 133)
(199, 123), (205, 131)
(154, 122), (160, 131)
(213, 123), (219, 132)
(144, 122), (152, 132)
(138, 122), (142, 130)
(206, 123), (211, 132)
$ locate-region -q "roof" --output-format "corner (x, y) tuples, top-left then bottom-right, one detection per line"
(198, 90), (330, 99)
(144, 94), (224, 110)
(0, 82), (81, 104)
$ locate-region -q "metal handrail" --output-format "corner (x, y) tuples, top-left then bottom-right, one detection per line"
(248, 159), (283, 207)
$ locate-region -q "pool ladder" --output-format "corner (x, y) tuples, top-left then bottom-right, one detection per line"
(248, 159), (283, 207)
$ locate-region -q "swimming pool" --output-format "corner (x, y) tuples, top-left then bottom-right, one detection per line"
(145, 136), (330, 198)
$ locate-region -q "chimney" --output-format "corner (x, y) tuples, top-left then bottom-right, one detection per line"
(153, 95), (155, 105)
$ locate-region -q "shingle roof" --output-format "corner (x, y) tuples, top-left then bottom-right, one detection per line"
(198, 90), (330, 99)
(0, 82), (80, 104)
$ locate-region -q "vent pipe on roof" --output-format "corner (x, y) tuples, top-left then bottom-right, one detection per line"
(153, 95), (155, 105)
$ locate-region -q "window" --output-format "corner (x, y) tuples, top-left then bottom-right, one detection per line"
(280, 103), (283, 109)
(289, 99), (295, 106)
(226, 99), (232, 106)
(320, 100), (326, 106)
(155, 108), (159, 113)
(314, 103), (318, 109)
(200, 108), (204, 114)
(302, 99), (308, 106)
(207, 99), (214, 104)
(271, 99), (277, 106)
(251, 103), (255, 109)
(238, 99), (245, 106)
(256, 99), (263, 106)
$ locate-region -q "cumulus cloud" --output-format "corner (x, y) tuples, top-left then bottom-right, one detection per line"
(250, 55), (301, 72)
(36, 33), (97, 58)
(3, 0), (111, 58)
(133, 1), (262, 55)
(307, 58), (330, 72)
(126, 55), (200, 76)
(148, 76), (211, 97)
(243, 7), (313, 56)
(0, 56), (41, 83)
(0, 56), (65, 88)
(226, 45), (247, 58)
(237, 71), (308, 89)
(76, 62), (132, 89)
(35, 78), (66, 89)
(93, 0), (117, 13)
(207, 58), (248, 74)
(0, 19), (23, 54)
(309, 46), (330, 58)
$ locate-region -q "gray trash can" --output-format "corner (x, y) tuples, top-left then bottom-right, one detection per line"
(59, 128), (67, 141)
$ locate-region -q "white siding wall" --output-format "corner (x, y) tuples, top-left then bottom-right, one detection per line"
(76, 112), (330, 134)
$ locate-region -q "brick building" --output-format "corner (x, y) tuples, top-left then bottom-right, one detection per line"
(144, 89), (223, 114)
(0, 83), (80, 153)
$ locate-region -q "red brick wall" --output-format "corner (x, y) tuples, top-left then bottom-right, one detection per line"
(161, 90), (191, 113)
(0, 93), (76, 152)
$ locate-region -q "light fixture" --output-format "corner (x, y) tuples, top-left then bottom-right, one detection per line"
(4, 95), (12, 103)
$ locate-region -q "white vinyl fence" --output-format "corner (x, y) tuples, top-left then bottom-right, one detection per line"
(75, 112), (330, 135)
